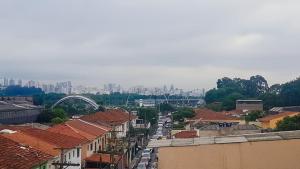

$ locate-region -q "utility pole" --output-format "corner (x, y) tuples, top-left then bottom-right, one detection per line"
(52, 148), (80, 169)
(127, 110), (132, 169)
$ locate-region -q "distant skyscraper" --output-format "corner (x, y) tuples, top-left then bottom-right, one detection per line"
(17, 79), (22, 86)
(28, 80), (35, 87)
(3, 78), (8, 87)
(9, 79), (15, 86)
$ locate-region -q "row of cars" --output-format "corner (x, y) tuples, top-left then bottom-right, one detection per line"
(153, 114), (172, 139)
(137, 148), (155, 169)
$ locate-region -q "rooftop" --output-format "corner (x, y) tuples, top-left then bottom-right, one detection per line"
(190, 108), (239, 121)
(80, 108), (137, 126)
(1, 130), (59, 156)
(0, 101), (41, 112)
(258, 112), (300, 122)
(63, 119), (110, 140)
(174, 131), (197, 139)
(148, 130), (300, 148)
(0, 135), (52, 169)
(85, 153), (121, 164)
(20, 128), (86, 149)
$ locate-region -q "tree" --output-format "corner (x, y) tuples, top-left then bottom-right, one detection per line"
(172, 107), (195, 122)
(4, 86), (44, 96)
(159, 103), (175, 113)
(276, 115), (300, 131)
(52, 108), (68, 120)
(222, 92), (245, 111)
(245, 110), (264, 122)
(280, 78), (300, 106)
(36, 108), (68, 124)
(51, 117), (65, 124)
(249, 75), (269, 95)
(138, 108), (158, 125)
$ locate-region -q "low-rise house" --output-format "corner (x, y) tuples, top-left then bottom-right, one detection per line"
(84, 153), (123, 169)
(173, 130), (197, 139)
(186, 108), (242, 129)
(236, 99), (263, 112)
(19, 128), (86, 169)
(48, 119), (111, 164)
(269, 106), (300, 114)
(197, 124), (260, 137)
(258, 112), (300, 129)
(80, 109), (137, 138)
(80, 109), (138, 167)
(0, 134), (52, 169)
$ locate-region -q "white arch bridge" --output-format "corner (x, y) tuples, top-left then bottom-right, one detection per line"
(51, 95), (100, 110)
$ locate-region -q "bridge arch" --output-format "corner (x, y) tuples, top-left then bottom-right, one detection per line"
(51, 95), (99, 110)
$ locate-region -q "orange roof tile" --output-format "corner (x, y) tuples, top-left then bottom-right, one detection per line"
(80, 109), (137, 126)
(85, 153), (121, 164)
(1, 131), (59, 157)
(0, 135), (52, 169)
(21, 128), (85, 149)
(258, 112), (300, 122)
(174, 130), (197, 139)
(66, 119), (111, 139)
(47, 123), (92, 141)
(190, 108), (239, 121)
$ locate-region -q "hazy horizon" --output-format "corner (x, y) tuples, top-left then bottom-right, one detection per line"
(1, 0), (300, 90)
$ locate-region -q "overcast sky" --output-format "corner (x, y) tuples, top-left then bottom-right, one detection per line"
(0, 0), (300, 90)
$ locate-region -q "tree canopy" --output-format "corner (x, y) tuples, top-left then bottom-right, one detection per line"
(276, 115), (300, 131)
(205, 76), (300, 112)
(172, 107), (195, 122)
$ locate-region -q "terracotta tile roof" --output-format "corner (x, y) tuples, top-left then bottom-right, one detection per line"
(258, 112), (300, 122)
(85, 153), (121, 164)
(190, 108), (239, 121)
(1, 131), (59, 157)
(47, 123), (92, 142)
(174, 130), (197, 139)
(80, 109), (137, 126)
(65, 119), (111, 139)
(0, 135), (52, 169)
(0, 125), (32, 131)
(20, 128), (85, 149)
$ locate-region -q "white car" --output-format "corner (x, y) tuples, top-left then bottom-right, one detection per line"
(140, 157), (149, 166)
(145, 147), (153, 153)
(137, 162), (147, 169)
(142, 152), (151, 161)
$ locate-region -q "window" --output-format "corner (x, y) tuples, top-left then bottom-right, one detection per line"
(73, 150), (75, 157)
(77, 148), (80, 158)
(90, 143), (93, 151)
(69, 152), (71, 160)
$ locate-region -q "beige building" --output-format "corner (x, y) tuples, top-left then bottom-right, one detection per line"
(236, 100), (263, 112)
(148, 130), (300, 169)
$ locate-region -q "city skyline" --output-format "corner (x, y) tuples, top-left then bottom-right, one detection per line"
(1, 1), (300, 89)
(0, 77), (204, 96)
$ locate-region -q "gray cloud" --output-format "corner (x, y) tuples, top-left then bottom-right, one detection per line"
(0, 0), (300, 89)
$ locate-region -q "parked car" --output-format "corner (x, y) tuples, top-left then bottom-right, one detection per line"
(145, 147), (153, 153)
(140, 156), (150, 166)
(137, 162), (147, 169)
(142, 151), (151, 161)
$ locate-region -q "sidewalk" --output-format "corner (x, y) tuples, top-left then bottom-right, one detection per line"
(129, 150), (142, 169)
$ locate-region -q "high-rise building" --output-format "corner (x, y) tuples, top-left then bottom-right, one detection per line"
(3, 78), (8, 87)
(28, 80), (36, 88)
(9, 79), (15, 86)
(17, 79), (22, 86)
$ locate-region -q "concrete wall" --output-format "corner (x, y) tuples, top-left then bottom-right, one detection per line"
(159, 139), (300, 169)
(198, 129), (260, 137)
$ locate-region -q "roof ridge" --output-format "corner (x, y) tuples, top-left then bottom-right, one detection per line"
(78, 119), (109, 131)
